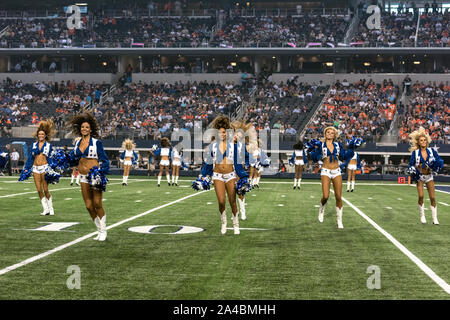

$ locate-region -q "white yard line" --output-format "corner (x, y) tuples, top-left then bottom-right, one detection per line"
(334, 190), (450, 295)
(0, 189), (210, 276)
(0, 180), (148, 199)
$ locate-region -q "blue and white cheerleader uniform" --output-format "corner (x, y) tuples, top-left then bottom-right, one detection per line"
(346, 152), (361, 171)
(23, 141), (54, 174)
(202, 140), (249, 183)
(171, 148), (182, 167)
(310, 141), (354, 179)
(120, 149), (138, 166)
(70, 137), (110, 184)
(153, 147), (172, 167)
(289, 149), (309, 166)
(408, 147), (443, 183)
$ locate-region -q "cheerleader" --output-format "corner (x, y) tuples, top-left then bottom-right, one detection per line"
(70, 138), (81, 186)
(249, 139), (270, 188)
(231, 120), (257, 221)
(19, 119), (57, 216)
(193, 115), (251, 235)
(309, 127), (355, 229)
(170, 146), (183, 186)
(150, 137), (172, 187)
(407, 127), (444, 225)
(67, 112), (110, 241)
(346, 151), (361, 192)
(289, 141), (308, 190)
(120, 139), (138, 186)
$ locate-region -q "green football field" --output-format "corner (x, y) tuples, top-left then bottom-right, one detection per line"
(0, 175), (449, 300)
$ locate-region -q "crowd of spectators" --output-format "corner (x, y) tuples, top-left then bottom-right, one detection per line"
(417, 11), (450, 47)
(212, 14), (349, 48)
(305, 79), (399, 143)
(0, 78), (108, 136)
(352, 11), (417, 47)
(398, 81), (449, 144)
(1, 8), (449, 48)
(244, 79), (326, 136)
(93, 80), (246, 139)
(0, 76), (329, 140)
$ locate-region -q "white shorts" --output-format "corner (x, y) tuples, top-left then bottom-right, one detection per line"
(160, 159), (170, 166)
(123, 160), (132, 166)
(32, 164), (49, 174)
(79, 174), (89, 184)
(321, 168), (342, 179)
(419, 174), (433, 183)
(212, 171), (236, 183)
(172, 160), (181, 166)
(348, 164), (357, 170)
(295, 159), (304, 166)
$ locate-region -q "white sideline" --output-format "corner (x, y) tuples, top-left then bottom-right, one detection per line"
(0, 180), (148, 198)
(0, 189), (210, 276)
(336, 192), (450, 295)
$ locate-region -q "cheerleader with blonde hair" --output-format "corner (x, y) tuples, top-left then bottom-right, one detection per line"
(309, 126), (359, 229)
(248, 139), (270, 189)
(407, 127), (444, 225)
(231, 119), (257, 220)
(120, 139), (138, 186)
(19, 119), (58, 216)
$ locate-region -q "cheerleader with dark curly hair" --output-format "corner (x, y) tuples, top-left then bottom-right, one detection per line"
(289, 140), (308, 190)
(67, 112), (110, 241)
(150, 137), (172, 187)
(407, 127), (444, 225)
(19, 119), (58, 216)
(193, 115), (251, 235)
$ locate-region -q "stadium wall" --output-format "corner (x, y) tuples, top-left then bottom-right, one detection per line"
(1, 73), (449, 86)
(271, 73), (450, 86)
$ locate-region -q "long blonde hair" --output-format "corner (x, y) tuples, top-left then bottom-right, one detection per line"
(409, 127), (431, 152)
(231, 119), (258, 151)
(121, 138), (136, 151)
(322, 126), (339, 142)
(34, 119), (55, 142)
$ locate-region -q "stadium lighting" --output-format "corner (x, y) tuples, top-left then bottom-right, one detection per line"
(272, 56), (276, 59)
(231, 62), (237, 66)
(325, 62), (334, 67)
(75, 3), (88, 5)
(364, 62), (371, 66)
(413, 61), (421, 65)
(102, 62), (107, 66)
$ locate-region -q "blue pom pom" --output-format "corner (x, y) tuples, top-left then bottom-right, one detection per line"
(429, 159), (444, 174)
(18, 169), (32, 181)
(236, 177), (252, 196)
(87, 166), (109, 192)
(192, 176), (210, 191)
(407, 166), (422, 182)
(346, 137), (366, 149)
(0, 153), (8, 170)
(50, 149), (71, 170)
(306, 139), (322, 153)
(44, 167), (61, 184)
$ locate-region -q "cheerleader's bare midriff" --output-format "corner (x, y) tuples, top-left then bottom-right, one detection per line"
(33, 153), (48, 167)
(78, 158), (100, 175)
(214, 163), (235, 175)
(322, 157), (340, 170)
